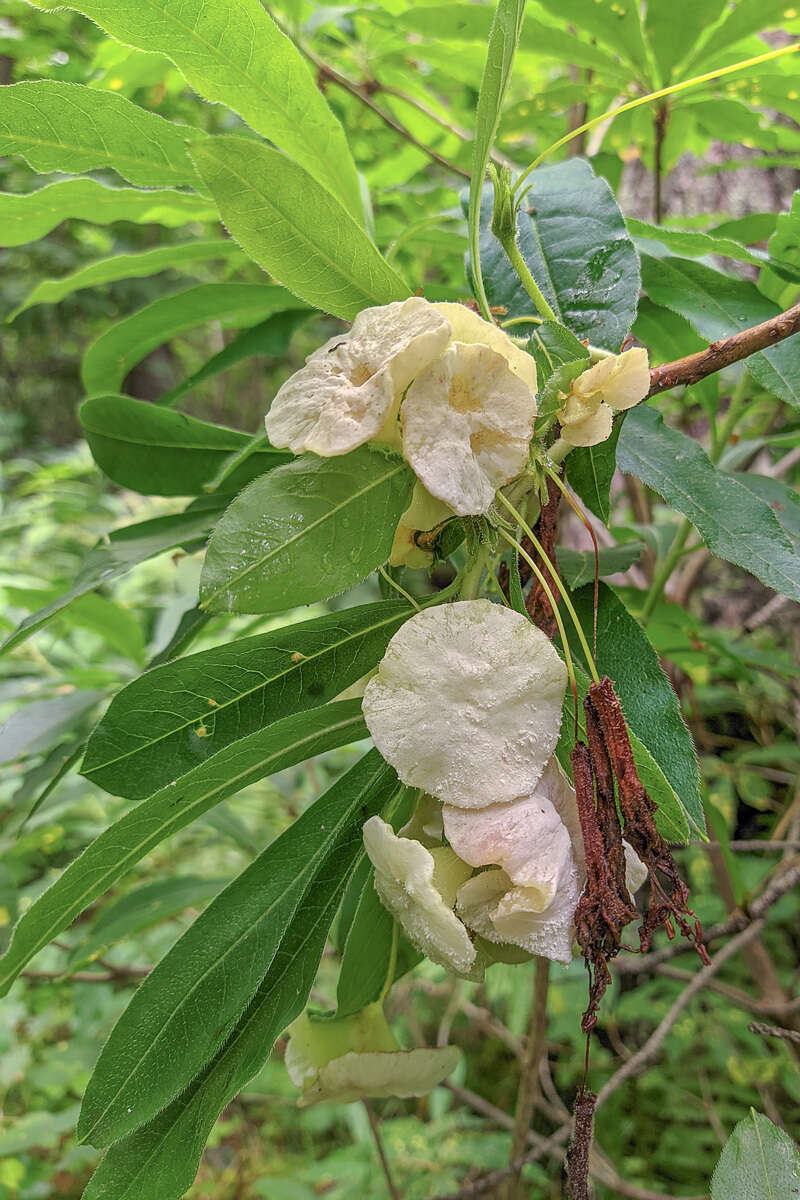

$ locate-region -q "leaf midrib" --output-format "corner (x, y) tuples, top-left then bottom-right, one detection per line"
(84, 608), (403, 773)
(80, 760), (381, 1143)
(0, 711), (365, 995)
(200, 461), (407, 606)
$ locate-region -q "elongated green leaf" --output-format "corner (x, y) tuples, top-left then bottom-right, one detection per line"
(0, 180), (217, 246)
(81, 836), (365, 1200)
(640, 254), (800, 408)
(80, 395), (290, 496)
(158, 309), (311, 407)
(565, 420), (623, 524)
(78, 750), (396, 1146)
(711, 1109), (800, 1200)
(618, 405), (800, 603)
(628, 217), (770, 270)
(0, 692), (103, 765)
(467, 0), (526, 313)
(528, 320), (589, 384)
(558, 542), (644, 588)
(81, 284), (298, 396)
(190, 136), (409, 321)
(570, 584), (703, 836)
(644, 0), (727, 81)
(200, 448), (415, 614)
(336, 865), (420, 1020)
(0, 700), (368, 997)
(82, 602), (412, 798)
(28, 0), (361, 219)
(731, 472), (800, 554)
(1, 499), (225, 657)
(68, 876), (228, 970)
(475, 160), (640, 346)
(0, 80), (205, 188)
(8, 241), (243, 322)
(536, 0), (651, 74)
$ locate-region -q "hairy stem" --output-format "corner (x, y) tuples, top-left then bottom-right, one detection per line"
(498, 234), (557, 322)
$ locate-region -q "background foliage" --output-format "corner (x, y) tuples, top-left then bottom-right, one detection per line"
(1, 1), (799, 1197)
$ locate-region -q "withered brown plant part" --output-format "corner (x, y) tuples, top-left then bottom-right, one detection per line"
(586, 676), (710, 964)
(497, 472), (562, 637)
(565, 1087), (597, 1200)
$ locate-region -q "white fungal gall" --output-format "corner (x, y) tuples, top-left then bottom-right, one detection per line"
(558, 347), (650, 447)
(402, 342), (537, 515)
(285, 1003), (459, 1107)
(265, 297), (450, 456)
(362, 815), (479, 978)
(456, 866), (581, 965)
(432, 302), (538, 392)
(362, 601), (566, 807)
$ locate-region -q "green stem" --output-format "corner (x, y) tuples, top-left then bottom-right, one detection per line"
(499, 235), (556, 322)
(458, 554), (486, 600)
(496, 492), (600, 682)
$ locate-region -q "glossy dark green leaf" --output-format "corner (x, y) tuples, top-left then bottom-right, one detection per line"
(67, 876), (228, 970)
(190, 136), (409, 320)
(80, 396), (290, 496)
(28, 0), (362, 219)
(1, 499), (226, 656)
(82, 602), (412, 798)
(569, 583), (703, 836)
(0, 80), (205, 188)
(731, 472), (800, 554)
(80, 832), (373, 1200)
(81, 284), (297, 396)
(0, 701), (368, 996)
(336, 866), (396, 1019)
(618, 406), (800, 603)
(710, 1109), (800, 1200)
(474, 159), (640, 346)
(640, 254), (800, 408)
(0, 180), (216, 246)
(9, 241), (243, 322)
(200, 448), (415, 614)
(565, 419), (623, 524)
(77, 750), (397, 1147)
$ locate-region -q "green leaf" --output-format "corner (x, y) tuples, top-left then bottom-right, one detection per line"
(200, 448), (415, 614)
(67, 876), (228, 971)
(0, 700), (368, 996)
(81, 283), (298, 396)
(0, 180), (217, 246)
(336, 867), (396, 1018)
(0, 80), (205, 188)
(535, 0), (651, 75)
(190, 136), (409, 321)
(528, 319), (589, 384)
(80, 826), (374, 1200)
(82, 602), (413, 799)
(627, 217), (770, 271)
(633, 297), (717, 416)
(0, 692), (104, 765)
(570, 584), (703, 837)
(644, 0), (728, 81)
(467, 0), (526, 314)
(565, 419), (623, 524)
(80, 396), (290, 497)
(1, 499), (225, 657)
(640, 254), (800, 408)
(534, 359), (589, 432)
(28, 0), (362, 220)
(731, 472), (800, 554)
(711, 1109), (800, 1200)
(558, 542), (644, 588)
(77, 750), (397, 1147)
(8, 241), (244, 321)
(475, 160), (640, 347)
(618, 405), (800, 603)
(158, 309), (311, 407)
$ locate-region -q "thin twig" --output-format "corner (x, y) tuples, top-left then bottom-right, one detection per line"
(647, 300), (800, 396)
(748, 1021), (800, 1046)
(363, 1101), (402, 1200)
(21, 964), (151, 983)
(506, 957), (550, 1199)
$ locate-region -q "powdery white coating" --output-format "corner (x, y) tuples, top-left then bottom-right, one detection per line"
(362, 816), (477, 977)
(265, 297), (451, 456)
(294, 1047), (461, 1107)
(558, 347), (650, 448)
(433, 302), (538, 392)
(362, 601), (567, 808)
(456, 866), (580, 965)
(402, 342), (538, 515)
